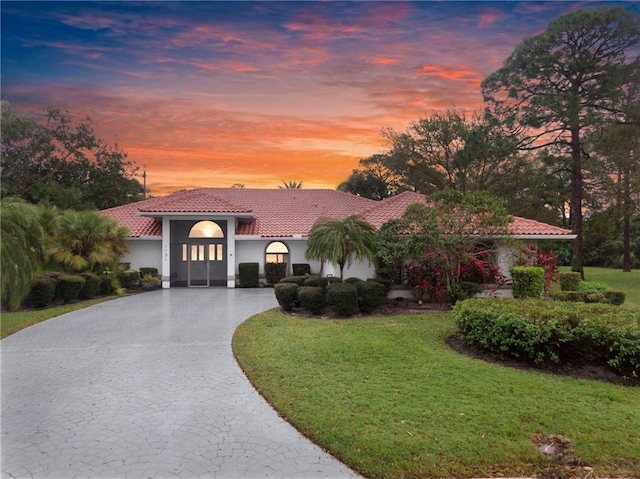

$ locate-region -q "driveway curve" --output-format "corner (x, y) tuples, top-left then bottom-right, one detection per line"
(1, 289), (360, 479)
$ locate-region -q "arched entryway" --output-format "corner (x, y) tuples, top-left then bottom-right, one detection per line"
(176, 220), (227, 287)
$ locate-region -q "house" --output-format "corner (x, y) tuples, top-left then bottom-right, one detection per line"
(101, 188), (575, 288)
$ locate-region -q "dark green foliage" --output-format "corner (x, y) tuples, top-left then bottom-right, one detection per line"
(117, 269), (139, 289)
(274, 283), (298, 312)
(326, 282), (359, 317)
(454, 298), (640, 376)
(356, 281), (387, 313)
(28, 275), (56, 308)
(585, 293), (608, 304)
(139, 267), (158, 277)
(579, 281), (609, 295)
(78, 273), (101, 299)
(265, 262), (287, 285)
(303, 276), (320, 287)
(320, 276), (343, 289)
(292, 263), (311, 276)
(238, 263), (259, 288)
(55, 274), (86, 303)
(553, 291), (585, 302)
(344, 277), (363, 285)
(604, 290), (626, 306)
(280, 275), (308, 286)
(371, 277), (393, 292)
(99, 275), (113, 295)
(459, 281), (484, 298)
(509, 266), (545, 299)
(298, 286), (326, 314)
(559, 272), (582, 291)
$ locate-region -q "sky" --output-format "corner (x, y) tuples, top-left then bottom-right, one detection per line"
(2, 1), (638, 197)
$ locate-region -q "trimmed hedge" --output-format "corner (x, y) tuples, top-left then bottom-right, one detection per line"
(99, 274), (113, 295)
(79, 273), (101, 299)
(117, 269), (139, 289)
(55, 274), (86, 303)
(454, 298), (640, 376)
(604, 290), (626, 306)
(356, 281), (387, 313)
(238, 263), (259, 288)
(509, 266), (545, 299)
(28, 275), (57, 308)
(280, 275), (309, 286)
(139, 267), (159, 277)
(292, 263), (311, 276)
(559, 272), (581, 292)
(274, 282), (298, 311)
(326, 282), (359, 317)
(265, 262), (287, 285)
(298, 286), (326, 314)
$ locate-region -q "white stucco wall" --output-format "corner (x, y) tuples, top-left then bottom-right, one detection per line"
(121, 238), (162, 272)
(234, 238), (322, 279)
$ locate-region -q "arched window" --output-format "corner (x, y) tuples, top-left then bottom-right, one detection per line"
(265, 241), (289, 264)
(189, 221), (224, 238)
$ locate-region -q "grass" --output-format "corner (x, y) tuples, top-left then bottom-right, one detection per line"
(1, 295), (120, 339)
(233, 268), (640, 479)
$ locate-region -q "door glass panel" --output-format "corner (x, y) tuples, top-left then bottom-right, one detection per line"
(209, 244), (216, 261)
(198, 245), (205, 261)
(182, 244), (187, 261)
(191, 245), (198, 261)
(217, 244), (223, 261)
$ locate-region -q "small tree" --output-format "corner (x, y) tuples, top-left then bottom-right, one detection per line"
(305, 215), (377, 280)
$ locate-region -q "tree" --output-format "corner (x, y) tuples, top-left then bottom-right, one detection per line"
(1, 102), (145, 209)
(305, 215), (377, 279)
(377, 191), (512, 300)
(481, 6), (640, 276)
(0, 198), (45, 310)
(279, 180), (303, 189)
(47, 210), (129, 272)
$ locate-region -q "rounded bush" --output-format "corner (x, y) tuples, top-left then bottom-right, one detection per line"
(298, 286), (326, 314)
(55, 274), (86, 303)
(559, 272), (581, 292)
(356, 280), (387, 313)
(344, 277), (363, 285)
(99, 274), (113, 295)
(585, 292), (608, 304)
(274, 282), (298, 312)
(326, 282), (358, 317)
(604, 290), (626, 306)
(117, 269), (139, 289)
(29, 275), (57, 308)
(79, 273), (101, 299)
(265, 262), (287, 285)
(279, 275), (308, 286)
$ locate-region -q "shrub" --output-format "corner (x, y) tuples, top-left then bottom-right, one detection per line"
(265, 262), (287, 286)
(604, 290), (626, 306)
(117, 269), (139, 289)
(238, 263), (259, 288)
(300, 276), (342, 289)
(99, 274), (113, 295)
(28, 275), (57, 308)
(585, 292), (608, 304)
(454, 298), (640, 376)
(55, 274), (86, 303)
(356, 280), (387, 313)
(344, 277), (363, 285)
(292, 263), (311, 276)
(139, 267), (158, 277)
(514, 245), (558, 295)
(298, 286), (326, 314)
(303, 276), (321, 287)
(579, 281), (609, 295)
(559, 272), (581, 292)
(78, 273), (101, 299)
(509, 266), (545, 299)
(553, 291), (585, 302)
(459, 281), (484, 298)
(274, 282), (298, 312)
(280, 275), (308, 286)
(326, 282), (359, 317)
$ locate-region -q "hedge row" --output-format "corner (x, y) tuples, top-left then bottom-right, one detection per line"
(554, 272), (626, 306)
(274, 276), (388, 317)
(454, 298), (640, 377)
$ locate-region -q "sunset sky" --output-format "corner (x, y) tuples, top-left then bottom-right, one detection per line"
(2, 1), (638, 196)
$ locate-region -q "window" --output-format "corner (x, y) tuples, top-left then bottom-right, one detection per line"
(265, 241), (289, 264)
(189, 221), (224, 238)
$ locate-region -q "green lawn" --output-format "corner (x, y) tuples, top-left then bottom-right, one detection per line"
(233, 268), (640, 479)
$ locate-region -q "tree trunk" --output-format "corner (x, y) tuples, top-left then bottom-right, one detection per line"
(622, 161), (632, 272)
(570, 127), (584, 279)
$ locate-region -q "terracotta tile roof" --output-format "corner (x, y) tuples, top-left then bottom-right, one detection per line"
(101, 188), (574, 239)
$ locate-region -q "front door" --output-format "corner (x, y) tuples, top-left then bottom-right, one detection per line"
(186, 243), (225, 287)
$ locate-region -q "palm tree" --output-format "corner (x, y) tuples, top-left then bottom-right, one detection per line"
(48, 210), (129, 272)
(305, 215), (377, 279)
(279, 180), (303, 189)
(0, 197), (45, 310)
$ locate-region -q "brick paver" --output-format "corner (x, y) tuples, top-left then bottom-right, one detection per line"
(1, 289), (360, 478)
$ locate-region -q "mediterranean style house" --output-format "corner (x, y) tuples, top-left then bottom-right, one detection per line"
(101, 188), (575, 289)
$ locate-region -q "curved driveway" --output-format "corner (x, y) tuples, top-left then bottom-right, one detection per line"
(1, 289), (359, 479)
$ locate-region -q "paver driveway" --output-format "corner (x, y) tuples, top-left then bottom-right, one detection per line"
(1, 288), (360, 479)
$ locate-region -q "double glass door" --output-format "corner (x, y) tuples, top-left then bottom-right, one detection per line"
(184, 243), (224, 287)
